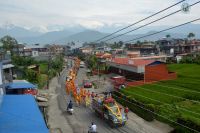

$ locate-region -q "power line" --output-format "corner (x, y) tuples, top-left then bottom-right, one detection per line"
(110, 61), (200, 94)
(93, 0), (186, 43)
(123, 90), (200, 117)
(125, 17), (200, 43)
(103, 1), (200, 42)
(113, 94), (200, 133)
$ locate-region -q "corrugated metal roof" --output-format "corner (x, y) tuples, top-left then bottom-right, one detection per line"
(5, 80), (37, 89)
(0, 95), (48, 133)
(111, 57), (155, 67)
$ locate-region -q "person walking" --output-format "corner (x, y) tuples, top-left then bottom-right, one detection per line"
(124, 106), (129, 120)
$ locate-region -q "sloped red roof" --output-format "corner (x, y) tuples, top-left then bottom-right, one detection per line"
(96, 53), (112, 58)
(111, 58), (155, 67)
(96, 53), (104, 57)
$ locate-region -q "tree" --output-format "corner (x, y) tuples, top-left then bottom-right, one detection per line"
(118, 41), (123, 45)
(187, 32), (195, 39)
(166, 34), (171, 38)
(12, 56), (36, 67)
(25, 69), (39, 83)
(0, 35), (18, 53)
(87, 55), (97, 69)
(136, 40), (141, 44)
(51, 55), (64, 72)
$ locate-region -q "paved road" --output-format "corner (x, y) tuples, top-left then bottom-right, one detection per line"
(48, 74), (73, 133)
(56, 65), (173, 133)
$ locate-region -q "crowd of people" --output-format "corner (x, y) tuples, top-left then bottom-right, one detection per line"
(65, 57), (129, 132)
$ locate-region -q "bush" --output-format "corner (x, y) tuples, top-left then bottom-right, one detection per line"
(24, 69), (39, 84)
(180, 54), (200, 65)
(48, 69), (57, 79)
(172, 117), (200, 133)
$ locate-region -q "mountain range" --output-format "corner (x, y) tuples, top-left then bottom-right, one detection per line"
(0, 24), (200, 45)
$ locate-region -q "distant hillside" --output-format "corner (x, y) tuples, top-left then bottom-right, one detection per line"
(55, 30), (109, 44)
(55, 30), (187, 44)
(0, 25), (41, 39)
(19, 30), (75, 44)
(0, 24), (200, 44)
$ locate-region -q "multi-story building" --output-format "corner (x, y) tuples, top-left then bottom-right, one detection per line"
(12, 44), (25, 56)
(156, 39), (200, 55)
(63, 45), (72, 56)
(25, 44), (49, 57)
(79, 46), (94, 54)
(126, 42), (158, 56)
(48, 44), (64, 55)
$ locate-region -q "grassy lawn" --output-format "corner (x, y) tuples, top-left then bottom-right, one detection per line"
(40, 63), (48, 74)
(121, 64), (200, 128)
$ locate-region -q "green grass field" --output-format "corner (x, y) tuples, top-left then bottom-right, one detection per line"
(40, 63), (48, 74)
(121, 64), (200, 127)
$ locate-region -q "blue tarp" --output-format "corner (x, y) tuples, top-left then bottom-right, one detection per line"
(5, 81), (37, 89)
(0, 95), (49, 133)
(147, 61), (164, 66)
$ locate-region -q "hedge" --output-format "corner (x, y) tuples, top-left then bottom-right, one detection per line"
(113, 91), (200, 133)
(112, 91), (155, 121)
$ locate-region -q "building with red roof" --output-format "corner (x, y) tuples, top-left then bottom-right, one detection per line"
(107, 57), (176, 88)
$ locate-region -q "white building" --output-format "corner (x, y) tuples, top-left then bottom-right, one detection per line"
(32, 51), (39, 57)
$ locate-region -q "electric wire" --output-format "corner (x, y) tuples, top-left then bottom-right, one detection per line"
(93, 0), (186, 43)
(103, 1), (200, 42)
(113, 94), (200, 133)
(122, 90), (200, 116)
(125, 17), (200, 43)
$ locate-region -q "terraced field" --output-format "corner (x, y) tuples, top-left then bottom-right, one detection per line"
(121, 64), (200, 132)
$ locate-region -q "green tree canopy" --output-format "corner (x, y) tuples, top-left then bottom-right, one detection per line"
(0, 35), (18, 53)
(87, 55), (98, 69)
(166, 34), (171, 38)
(187, 32), (195, 39)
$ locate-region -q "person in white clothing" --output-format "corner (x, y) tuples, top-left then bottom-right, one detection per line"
(89, 122), (97, 133)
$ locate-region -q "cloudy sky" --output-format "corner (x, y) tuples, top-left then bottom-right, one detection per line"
(0, 0), (199, 32)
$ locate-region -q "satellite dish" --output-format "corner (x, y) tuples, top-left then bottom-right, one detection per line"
(181, 2), (190, 13)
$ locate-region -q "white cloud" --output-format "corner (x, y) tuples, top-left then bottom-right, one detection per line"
(0, 0), (199, 32)
(78, 20), (104, 29)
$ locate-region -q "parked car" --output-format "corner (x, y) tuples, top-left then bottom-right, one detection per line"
(83, 80), (92, 88)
